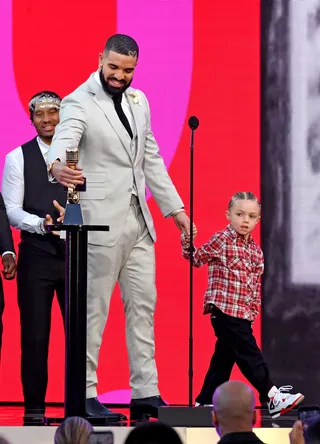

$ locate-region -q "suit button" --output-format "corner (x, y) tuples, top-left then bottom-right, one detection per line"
(128, 187), (132, 192)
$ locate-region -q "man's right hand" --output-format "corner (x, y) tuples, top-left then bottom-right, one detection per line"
(51, 161), (85, 188)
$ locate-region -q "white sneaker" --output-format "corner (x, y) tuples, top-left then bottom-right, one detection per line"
(267, 385), (304, 419)
(195, 402), (213, 407)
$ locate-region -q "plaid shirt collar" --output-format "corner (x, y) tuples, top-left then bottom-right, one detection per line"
(225, 224), (254, 244)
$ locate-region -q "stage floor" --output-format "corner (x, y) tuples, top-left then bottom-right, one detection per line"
(0, 406), (297, 444)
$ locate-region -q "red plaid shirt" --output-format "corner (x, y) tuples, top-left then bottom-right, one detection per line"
(181, 225), (264, 322)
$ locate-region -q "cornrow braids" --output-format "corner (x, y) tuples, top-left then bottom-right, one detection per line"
(227, 192), (261, 210)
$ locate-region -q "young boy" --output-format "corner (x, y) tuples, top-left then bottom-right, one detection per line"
(181, 192), (304, 418)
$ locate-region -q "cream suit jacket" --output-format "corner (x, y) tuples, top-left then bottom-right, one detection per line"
(47, 73), (183, 247)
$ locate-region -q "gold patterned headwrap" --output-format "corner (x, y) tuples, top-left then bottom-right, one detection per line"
(28, 93), (61, 113)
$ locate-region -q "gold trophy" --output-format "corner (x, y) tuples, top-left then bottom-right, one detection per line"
(63, 147), (86, 225)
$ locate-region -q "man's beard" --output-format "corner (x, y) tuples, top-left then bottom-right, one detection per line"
(99, 69), (132, 97)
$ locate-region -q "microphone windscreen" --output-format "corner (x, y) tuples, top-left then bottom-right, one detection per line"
(188, 116), (199, 130)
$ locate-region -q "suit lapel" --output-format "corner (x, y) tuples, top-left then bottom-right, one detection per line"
(91, 81), (133, 162)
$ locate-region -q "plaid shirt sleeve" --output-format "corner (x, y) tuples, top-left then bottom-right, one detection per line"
(251, 250), (264, 320)
(181, 232), (224, 267)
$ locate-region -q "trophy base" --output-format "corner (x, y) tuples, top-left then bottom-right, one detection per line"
(63, 203), (84, 225)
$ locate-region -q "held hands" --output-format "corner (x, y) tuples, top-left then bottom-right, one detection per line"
(2, 254), (16, 280)
(185, 225), (198, 243)
(43, 200), (66, 236)
(51, 161), (85, 188)
(173, 211), (197, 240)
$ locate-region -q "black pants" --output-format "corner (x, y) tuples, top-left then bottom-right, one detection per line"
(0, 278), (4, 357)
(17, 242), (65, 412)
(196, 306), (273, 405)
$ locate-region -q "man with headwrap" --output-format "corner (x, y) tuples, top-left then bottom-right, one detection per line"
(2, 91), (66, 425)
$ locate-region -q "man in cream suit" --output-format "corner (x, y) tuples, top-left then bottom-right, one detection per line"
(47, 34), (193, 422)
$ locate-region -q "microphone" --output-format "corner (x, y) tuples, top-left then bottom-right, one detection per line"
(66, 147), (79, 170)
(188, 116), (199, 130)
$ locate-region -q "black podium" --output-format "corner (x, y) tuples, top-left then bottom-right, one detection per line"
(46, 224), (109, 422)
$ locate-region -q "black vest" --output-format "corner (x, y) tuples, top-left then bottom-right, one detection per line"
(21, 137), (66, 255)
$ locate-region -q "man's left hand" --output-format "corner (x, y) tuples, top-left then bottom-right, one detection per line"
(2, 254), (16, 280)
(173, 212), (197, 238)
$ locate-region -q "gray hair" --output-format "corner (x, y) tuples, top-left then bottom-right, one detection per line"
(227, 192), (261, 210)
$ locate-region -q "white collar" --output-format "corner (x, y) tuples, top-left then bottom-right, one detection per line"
(37, 136), (50, 154)
(94, 70), (102, 87)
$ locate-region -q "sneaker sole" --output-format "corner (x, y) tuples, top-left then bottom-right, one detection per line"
(271, 394), (305, 419)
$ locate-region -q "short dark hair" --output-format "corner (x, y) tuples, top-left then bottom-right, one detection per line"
(29, 90), (62, 121)
(104, 34), (139, 59)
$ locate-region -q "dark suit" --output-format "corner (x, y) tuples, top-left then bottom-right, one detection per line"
(218, 431), (265, 444)
(0, 192), (15, 353)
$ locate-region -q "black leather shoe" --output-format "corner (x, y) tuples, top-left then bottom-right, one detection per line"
(130, 396), (167, 421)
(85, 397), (127, 422)
(23, 408), (45, 426)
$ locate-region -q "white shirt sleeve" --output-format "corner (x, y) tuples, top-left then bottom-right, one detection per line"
(2, 148), (45, 234)
(2, 251), (16, 258)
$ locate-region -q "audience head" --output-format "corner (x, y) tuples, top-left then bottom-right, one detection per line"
(124, 422), (183, 444)
(54, 416), (94, 444)
(212, 381), (256, 438)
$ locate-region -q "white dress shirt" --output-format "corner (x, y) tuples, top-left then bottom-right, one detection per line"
(93, 70), (138, 196)
(2, 137), (49, 235)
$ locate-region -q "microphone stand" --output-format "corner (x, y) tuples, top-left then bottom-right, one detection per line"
(159, 119), (212, 427)
(187, 116), (199, 407)
(189, 127), (194, 407)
